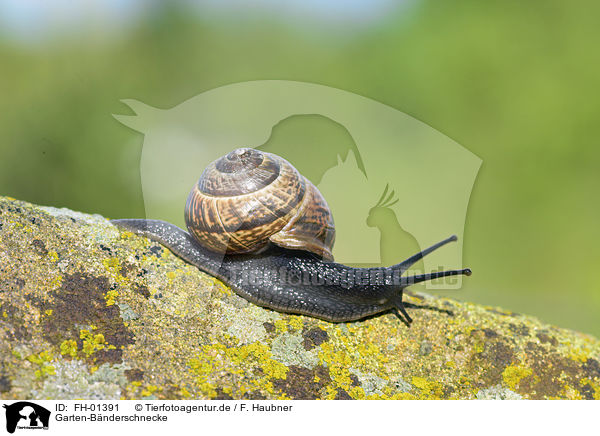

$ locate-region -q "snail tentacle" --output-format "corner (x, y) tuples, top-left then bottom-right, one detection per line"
(390, 234), (458, 274)
(400, 269), (472, 287)
(112, 219), (471, 323)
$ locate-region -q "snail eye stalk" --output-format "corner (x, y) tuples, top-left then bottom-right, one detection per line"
(393, 235), (458, 274)
(392, 235), (471, 324)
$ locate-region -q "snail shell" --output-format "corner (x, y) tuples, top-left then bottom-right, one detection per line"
(184, 148), (335, 260)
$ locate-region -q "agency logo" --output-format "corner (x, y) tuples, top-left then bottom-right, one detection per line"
(2, 402), (50, 434)
(115, 80), (481, 289)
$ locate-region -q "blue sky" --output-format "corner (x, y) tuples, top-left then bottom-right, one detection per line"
(0, 0), (399, 42)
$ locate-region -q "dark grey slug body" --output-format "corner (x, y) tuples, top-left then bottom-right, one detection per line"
(112, 219), (471, 323)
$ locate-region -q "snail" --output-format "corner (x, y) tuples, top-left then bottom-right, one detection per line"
(112, 148), (471, 324)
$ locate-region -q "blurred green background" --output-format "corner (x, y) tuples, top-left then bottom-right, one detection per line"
(1, 0), (598, 335)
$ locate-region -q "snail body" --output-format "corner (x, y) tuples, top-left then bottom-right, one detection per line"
(113, 148), (471, 323)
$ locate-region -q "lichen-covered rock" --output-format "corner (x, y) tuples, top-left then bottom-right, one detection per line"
(0, 196), (599, 400)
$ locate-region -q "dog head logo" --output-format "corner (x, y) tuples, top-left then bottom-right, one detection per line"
(3, 402), (50, 433)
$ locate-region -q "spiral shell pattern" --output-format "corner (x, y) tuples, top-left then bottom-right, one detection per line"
(185, 148), (335, 260)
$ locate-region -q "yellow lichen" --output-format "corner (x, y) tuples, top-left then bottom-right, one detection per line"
(502, 365), (533, 390)
(103, 257), (120, 271)
(329, 364), (353, 392)
(105, 289), (118, 306)
(580, 378), (600, 400)
(473, 341), (485, 353)
(273, 319), (288, 333)
(459, 375), (471, 386)
(176, 386), (192, 398)
(261, 358), (288, 379)
(166, 271), (177, 281)
(411, 376), (444, 399)
(211, 279), (233, 296)
(348, 386), (366, 399)
(60, 339), (78, 358)
(26, 351), (56, 379)
(141, 385), (161, 397)
(567, 347), (589, 363)
(288, 316), (304, 332)
(79, 330), (114, 357)
(102, 257), (128, 283)
(318, 334), (388, 395)
(324, 385), (338, 400)
(187, 340), (288, 398)
(556, 384), (584, 400)
(49, 275), (63, 289)
(389, 392), (418, 400)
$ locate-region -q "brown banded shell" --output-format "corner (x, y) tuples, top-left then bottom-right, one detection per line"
(185, 148), (336, 260)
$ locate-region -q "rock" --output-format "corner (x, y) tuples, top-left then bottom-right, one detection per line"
(0, 196), (598, 400)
